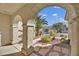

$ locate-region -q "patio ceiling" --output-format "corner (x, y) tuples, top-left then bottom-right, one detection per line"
(0, 3), (26, 15)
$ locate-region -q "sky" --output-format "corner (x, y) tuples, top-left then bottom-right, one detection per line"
(37, 6), (68, 27)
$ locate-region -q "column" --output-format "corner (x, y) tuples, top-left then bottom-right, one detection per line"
(70, 17), (79, 56)
(12, 25), (18, 44)
(21, 20), (35, 55)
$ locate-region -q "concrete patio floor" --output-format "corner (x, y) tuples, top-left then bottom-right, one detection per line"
(0, 43), (23, 56)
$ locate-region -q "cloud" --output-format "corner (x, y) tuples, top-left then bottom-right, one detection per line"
(52, 13), (58, 16)
(53, 6), (61, 8)
(59, 18), (64, 20)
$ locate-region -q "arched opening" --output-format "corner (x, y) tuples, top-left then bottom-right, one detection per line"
(37, 6), (68, 36)
(12, 15), (23, 48)
(32, 6), (71, 56)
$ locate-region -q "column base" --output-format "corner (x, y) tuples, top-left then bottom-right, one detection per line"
(21, 48), (29, 56)
(21, 47), (34, 56)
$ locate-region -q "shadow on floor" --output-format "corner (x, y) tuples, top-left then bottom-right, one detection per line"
(3, 52), (24, 56)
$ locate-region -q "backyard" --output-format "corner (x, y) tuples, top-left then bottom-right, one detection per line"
(31, 32), (70, 56)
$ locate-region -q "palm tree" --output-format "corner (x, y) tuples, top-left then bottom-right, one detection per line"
(35, 15), (48, 36)
(52, 22), (64, 33)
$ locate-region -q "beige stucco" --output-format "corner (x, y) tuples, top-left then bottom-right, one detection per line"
(0, 13), (11, 46)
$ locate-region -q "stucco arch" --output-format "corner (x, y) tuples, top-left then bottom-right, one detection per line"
(11, 4), (77, 24)
(13, 15), (23, 25)
(12, 15), (23, 44)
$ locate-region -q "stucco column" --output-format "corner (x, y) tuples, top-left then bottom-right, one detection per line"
(21, 20), (35, 55)
(70, 17), (79, 56)
(12, 25), (18, 44)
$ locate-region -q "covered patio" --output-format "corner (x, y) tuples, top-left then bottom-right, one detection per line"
(0, 3), (79, 56)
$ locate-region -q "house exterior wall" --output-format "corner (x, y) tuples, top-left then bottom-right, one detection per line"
(0, 14), (11, 46)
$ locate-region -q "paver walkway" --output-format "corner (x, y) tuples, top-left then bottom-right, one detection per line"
(30, 43), (71, 56)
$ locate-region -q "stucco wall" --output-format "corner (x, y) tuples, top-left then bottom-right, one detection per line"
(0, 14), (11, 46)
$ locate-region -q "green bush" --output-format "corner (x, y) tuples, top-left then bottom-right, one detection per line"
(49, 31), (56, 40)
(60, 35), (64, 37)
(60, 37), (65, 42)
(60, 35), (65, 42)
(41, 36), (49, 43)
(60, 35), (67, 38)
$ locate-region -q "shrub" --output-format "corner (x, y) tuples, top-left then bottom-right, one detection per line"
(49, 31), (56, 40)
(60, 35), (64, 37)
(41, 35), (49, 43)
(60, 35), (65, 42)
(60, 37), (65, 43)
(60, 35), (67, 38)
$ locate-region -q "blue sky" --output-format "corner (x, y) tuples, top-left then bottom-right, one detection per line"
(37, 6), (68, 27)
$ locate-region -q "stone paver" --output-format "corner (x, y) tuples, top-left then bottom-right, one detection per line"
(48, 51), (60, 56)
(30, 53), (39, 56)
(34, 46), (41, 52)
(39, 48), (50, 56)
(53, 46), (61, 52)
(62, 48), (70, 55)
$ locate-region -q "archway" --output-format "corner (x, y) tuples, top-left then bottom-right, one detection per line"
(32, 6), (70, 56)
(12, 15), (23, 45)
(36, 6), (68, 36)
(29, 6), (76, 55)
